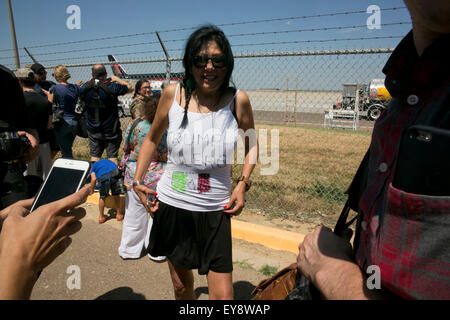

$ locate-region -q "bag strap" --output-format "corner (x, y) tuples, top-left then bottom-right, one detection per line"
(80, 79), (115, 102)
(51, 85), (60, 109)
(123, 118), (143, 155)
(333, 148), (370, 236)
(230, 88), (238, 124)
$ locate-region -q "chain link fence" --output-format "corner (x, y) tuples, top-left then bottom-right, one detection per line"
(55, 48), (391, 227)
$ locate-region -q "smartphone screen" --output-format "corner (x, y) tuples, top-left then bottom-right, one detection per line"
(31, 166), (88, 211)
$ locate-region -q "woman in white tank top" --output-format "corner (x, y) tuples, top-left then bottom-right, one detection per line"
(133, 25), (258, 300)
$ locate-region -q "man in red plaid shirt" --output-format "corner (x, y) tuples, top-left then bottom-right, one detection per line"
(296, 0), (450, 299)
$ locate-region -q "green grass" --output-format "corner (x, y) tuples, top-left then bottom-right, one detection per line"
(233, 260), (255, 271)
(259, 264), (279, 277)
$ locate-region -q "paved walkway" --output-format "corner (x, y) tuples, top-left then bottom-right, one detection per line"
(31, 202), (298, 300)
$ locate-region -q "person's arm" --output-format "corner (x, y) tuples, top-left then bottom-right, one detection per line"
(47, 116), (53, 130)
(42, 89), (53, 104)
(17, 130), (39, 164)
(110, 75), (133, 93)
(89, 172), (97, 195)
(0, 186), (90, 300)
(297, 226), (386, 300)
(133, 84), (172, 211)
(224, 90), (258, 216)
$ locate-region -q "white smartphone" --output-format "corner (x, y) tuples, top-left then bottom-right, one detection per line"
(30, 158), (90, 212)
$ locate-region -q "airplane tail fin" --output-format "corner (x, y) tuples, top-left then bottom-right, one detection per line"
(108, 55), (128, 78)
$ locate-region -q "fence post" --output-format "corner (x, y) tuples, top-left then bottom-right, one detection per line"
(155, 31), (171, 88)
(6, 0), (20, 69)
(24, 47), (38, 64)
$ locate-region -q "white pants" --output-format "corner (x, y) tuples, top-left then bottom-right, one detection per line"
(118, 188), (165, 261)
(25, 142), (52, 181)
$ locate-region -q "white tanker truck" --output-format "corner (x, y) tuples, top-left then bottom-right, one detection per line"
(333, 79), (392, 121)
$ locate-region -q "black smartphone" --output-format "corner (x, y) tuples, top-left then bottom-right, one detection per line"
(392, 125), (450, 196)
(30, 158), (90, 212)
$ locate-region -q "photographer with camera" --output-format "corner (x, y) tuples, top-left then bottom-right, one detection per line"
(0, 65), (39, 209)
(79, 64), (133, 166)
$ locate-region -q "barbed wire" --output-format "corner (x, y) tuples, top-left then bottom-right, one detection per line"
(0, 6), (407, 52)
(0, 41), (163, 60)
(10, 35), (404, 66)
(28, 48), (395, 69)
(231, 35), (404, 47)
(226, 22), (410, 38)
(0, 21), (409, 61)
(161, 6), (407, 32)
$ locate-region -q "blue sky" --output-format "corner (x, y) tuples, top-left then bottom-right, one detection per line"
(1, 0), (412, 68)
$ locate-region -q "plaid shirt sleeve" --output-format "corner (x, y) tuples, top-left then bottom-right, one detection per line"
(354, 31), (450, 299)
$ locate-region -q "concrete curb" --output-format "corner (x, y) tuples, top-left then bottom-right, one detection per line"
(231, 219), (303, 254)
(86, 193), (303, 255)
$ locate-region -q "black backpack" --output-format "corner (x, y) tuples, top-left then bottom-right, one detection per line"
(79, 79), (116, 123)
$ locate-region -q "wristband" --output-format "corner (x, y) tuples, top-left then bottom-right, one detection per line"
(132, 180), (145, 187)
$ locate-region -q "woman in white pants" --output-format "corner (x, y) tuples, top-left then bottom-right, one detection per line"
(118, 93), (167, 261)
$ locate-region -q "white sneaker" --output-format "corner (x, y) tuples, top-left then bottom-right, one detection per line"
(148, 254), (167, 263)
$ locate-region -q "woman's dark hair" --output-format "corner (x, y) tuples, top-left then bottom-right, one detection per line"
(180, 24), (234, 127)
(142, 93), (161, 123)
(133, 79), (148, 98)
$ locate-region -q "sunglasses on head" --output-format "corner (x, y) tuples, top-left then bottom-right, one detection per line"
(193, 55), (226, 68)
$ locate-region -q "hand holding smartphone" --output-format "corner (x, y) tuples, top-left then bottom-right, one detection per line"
(31, 158), (90, 212)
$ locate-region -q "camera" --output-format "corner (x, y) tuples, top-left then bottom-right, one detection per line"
(52, 108), (64, 128)
(0, 131), (31, 163)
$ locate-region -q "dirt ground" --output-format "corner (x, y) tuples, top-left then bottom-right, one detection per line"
(30, 202), (304, 300)
(234, 208), (319, 235)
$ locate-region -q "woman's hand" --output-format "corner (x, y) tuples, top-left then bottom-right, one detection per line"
(0, 186), (90, 299)
(17, 131), (39, 164)
(133, 184), (158, 216)
(0, 198), (34, 231)
(223, 182), (246, 216)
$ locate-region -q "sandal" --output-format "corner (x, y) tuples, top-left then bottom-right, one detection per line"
(98, 217), (107, 224)
(116, 214), (124, 222)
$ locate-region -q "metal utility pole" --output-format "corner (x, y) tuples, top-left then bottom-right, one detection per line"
(6, 0), (20, 69)
(155, 31), (171, 88)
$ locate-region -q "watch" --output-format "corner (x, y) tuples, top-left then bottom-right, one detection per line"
(236, 175), (252, 191)
(132, 180), (145, 187)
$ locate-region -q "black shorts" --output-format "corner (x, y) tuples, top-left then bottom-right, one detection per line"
(147, 201), (233, 275)
(97, 170), (125, 199)
(88, 130), (122, 159)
